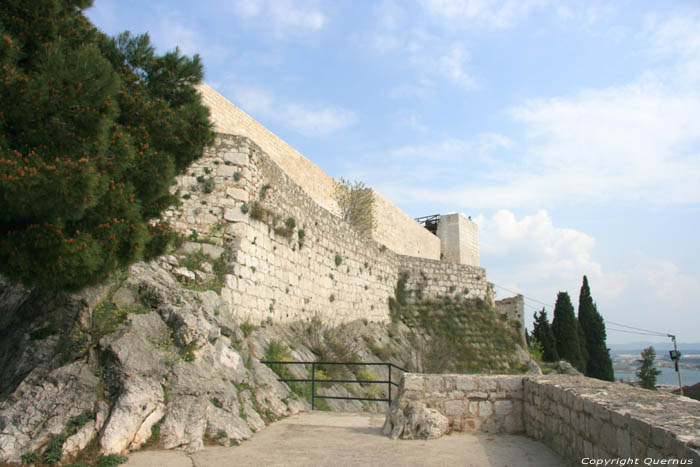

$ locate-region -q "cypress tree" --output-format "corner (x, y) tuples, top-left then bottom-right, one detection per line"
(0, 0), (214, 291)
(532, 308), (558, 362)
(637, 346), (661, 390)
(551, 291), (586, 372)
(577, 276), (614, 381)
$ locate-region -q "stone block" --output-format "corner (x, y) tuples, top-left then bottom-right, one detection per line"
(224, 208), (247, 223)
(226, 187), (248, 202)
(444, 400), (467, 417)
(478, 401), (493, 417)
(651, 426), (672, 450)
(181, 242), (202, 254)
(497, 377), (523, 393)
(616, 427), (631, 458)
(476, 378), (497, 391)
(224, 151), (248, 166)
(494, 400), (513, 417)
(424, 376), (444, 393)
(403, 373), (425, 392)
(202, 243), (225, 260)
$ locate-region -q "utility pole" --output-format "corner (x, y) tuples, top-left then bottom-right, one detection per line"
(668, 334), (683, 396)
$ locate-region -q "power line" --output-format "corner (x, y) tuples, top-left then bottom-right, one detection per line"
(604, 321), (668, 337)
(606, 326), (667, 337)
(492, 283), (554, 308)
(493, 281), (672, 338)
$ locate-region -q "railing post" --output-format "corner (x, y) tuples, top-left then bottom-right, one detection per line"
(388, 364), (392, 405)
(311, 362), (316, 410)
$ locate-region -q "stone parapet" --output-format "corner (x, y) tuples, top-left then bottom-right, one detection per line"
(524, 375), (700, 464)
(386, 373), (700, 465)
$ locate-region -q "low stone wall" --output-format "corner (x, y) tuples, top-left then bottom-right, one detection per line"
(387, 373), (700, 465)
(389, 374), (524, 433)
(524, 375), (700, 464)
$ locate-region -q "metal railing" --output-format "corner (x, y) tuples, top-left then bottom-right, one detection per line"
(260, 360), (408, 410)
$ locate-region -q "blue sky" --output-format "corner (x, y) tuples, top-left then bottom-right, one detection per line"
(86, 0), (700, 344)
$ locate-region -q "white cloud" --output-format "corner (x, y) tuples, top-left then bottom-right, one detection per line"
(421, 0), (548, 28)
(474, 211), (700, 342)
(230, 84), (356, 137)
(478, 209), (600, 279)
(438, 43), (478, 89)
(230, 0), (326, 35)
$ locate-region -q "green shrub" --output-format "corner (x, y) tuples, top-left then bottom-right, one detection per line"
(96, 454), (128, 467)
(334, 178), (377, 235)
(334, 254), (342, 266)
(21, 451), (38, 464)
(44, 435), (65, 464)
(240, 320), (257, 337)
(202, 177), (215, 194)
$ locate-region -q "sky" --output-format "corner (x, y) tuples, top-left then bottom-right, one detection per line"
(86, 0), (700, 345)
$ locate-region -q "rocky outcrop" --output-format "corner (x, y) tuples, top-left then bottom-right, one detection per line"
(0, 258), (307, 464)
(383, 401), (449, 440)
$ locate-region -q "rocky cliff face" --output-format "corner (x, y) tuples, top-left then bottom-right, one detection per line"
(0, 242), (530, 464)
(0, 256), (305, 464)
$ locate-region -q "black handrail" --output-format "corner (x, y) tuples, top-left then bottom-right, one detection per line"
(260, 360), (408, 410)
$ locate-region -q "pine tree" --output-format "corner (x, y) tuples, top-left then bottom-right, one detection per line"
(532, 308), (558, 362)
(637, 346), (661, 390)
(551, 291), (586, 372)
(0, 1), (214, 291)
(577, 276), (614, 381)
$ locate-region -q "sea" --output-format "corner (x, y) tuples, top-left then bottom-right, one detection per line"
(614, 367), (700, 387)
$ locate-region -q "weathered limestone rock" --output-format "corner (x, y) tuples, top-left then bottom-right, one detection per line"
(0, 362), (99, 463)
(383, 400), (449, 440)
(554, 361), (582, 376)
(100, 376), (166, 454)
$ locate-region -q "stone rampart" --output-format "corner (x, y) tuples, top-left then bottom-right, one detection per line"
(197, 83), (441, 261)
(495, 295), (526, 346)
(163, 134), (494, 324)
(387, 373), (700, 465)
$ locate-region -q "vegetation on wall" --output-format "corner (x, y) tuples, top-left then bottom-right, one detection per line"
(389, 273), (524, 374)
(0, 0), (214, 291)
(334, 178), (377, 236)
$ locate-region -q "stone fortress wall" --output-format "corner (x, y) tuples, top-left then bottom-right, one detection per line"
(494, 295), (526, 346)
(197, 84), (443, 261)
(389, 373), (700, 465)
(163, 134), (492, 324)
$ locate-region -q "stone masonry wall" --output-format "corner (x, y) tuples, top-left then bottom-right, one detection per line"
(197, 83), (441, 261)
(388, 373), (700, 465)
(436, 213), (479, 266)
(163, 133), (494, 325)
(524, 375), (700, 464)
(495, 295), (526, 346)
(397, 256), (494, 305)
(396, 374), (524, 433)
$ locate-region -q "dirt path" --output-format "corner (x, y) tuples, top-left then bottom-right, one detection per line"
(124, 411), (566, 467)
